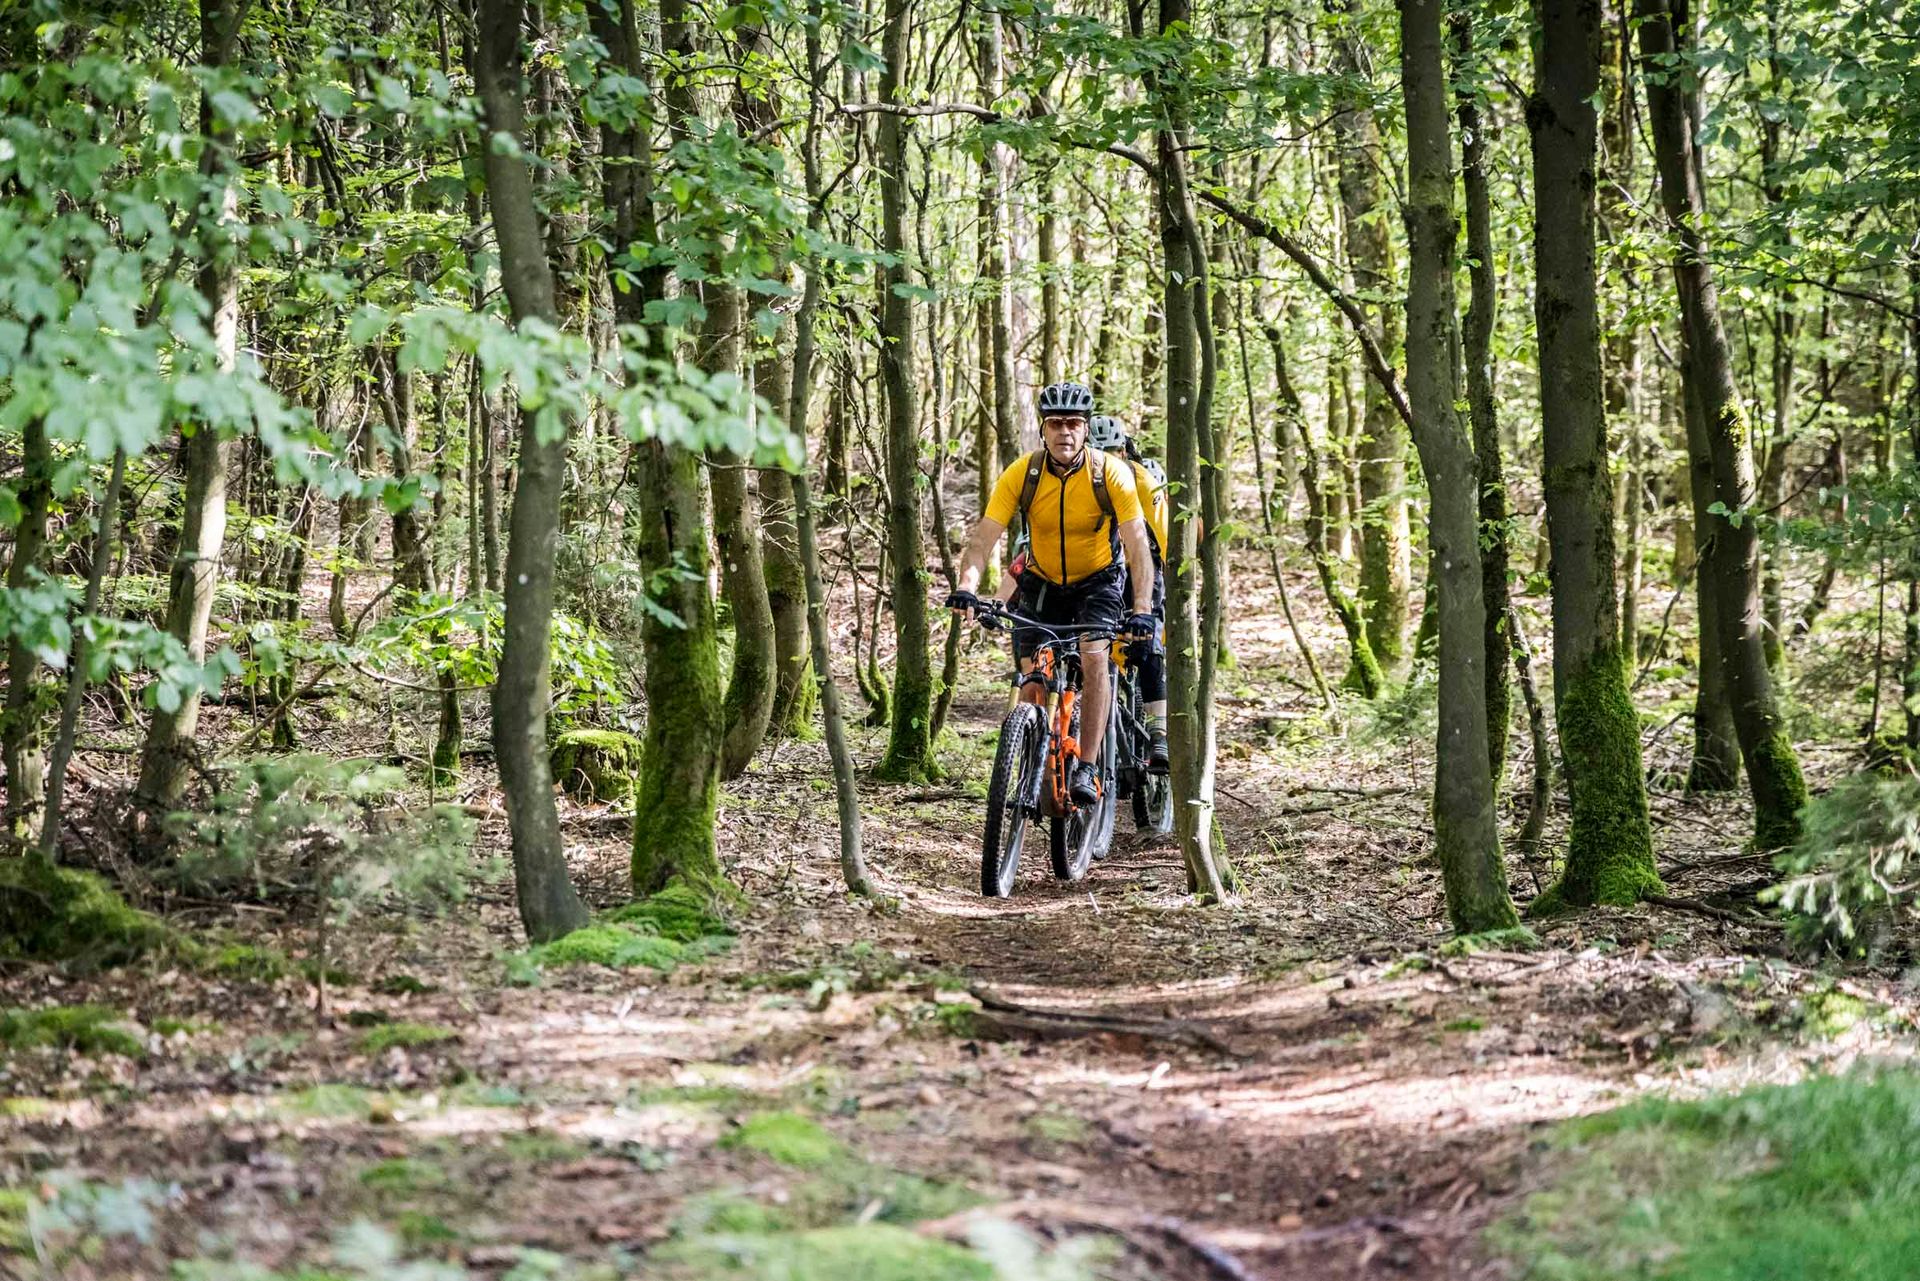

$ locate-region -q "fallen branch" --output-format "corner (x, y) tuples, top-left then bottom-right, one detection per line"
(967, 987), (1241, 1057)
(1644, 893), (1777, 927)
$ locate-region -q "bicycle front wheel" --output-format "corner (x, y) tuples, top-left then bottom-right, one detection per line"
(982, 703), (1046, 897)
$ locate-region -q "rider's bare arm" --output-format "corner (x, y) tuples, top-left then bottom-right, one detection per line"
(1119, 518), (1154, 615)
(955, 515), (1006, 601)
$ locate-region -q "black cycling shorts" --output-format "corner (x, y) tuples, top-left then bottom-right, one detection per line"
(1012, 563), (1125, 662)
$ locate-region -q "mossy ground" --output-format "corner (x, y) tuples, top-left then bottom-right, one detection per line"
(1492, 1069), (1920, 1280)
(720, 1111), (841, 1168)
(518, 924), (692, 973)
(653, 1222), (992, 1281)
(0, 859), (168, 967)
(357, 1021), (456, 1054)
(1533, 651), (1662, 914)
(0, 1004), (144, 1057)
(607, 881), (733, 942)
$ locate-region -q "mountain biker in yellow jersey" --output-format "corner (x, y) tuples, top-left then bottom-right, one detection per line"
(947, 381), (1158, 807)
(1088, 414), (1171, 773)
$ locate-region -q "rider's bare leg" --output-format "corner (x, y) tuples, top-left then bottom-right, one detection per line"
(1078, 638), (1110, 764)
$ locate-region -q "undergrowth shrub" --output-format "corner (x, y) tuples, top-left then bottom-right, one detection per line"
(1768, 769), (1920, 957)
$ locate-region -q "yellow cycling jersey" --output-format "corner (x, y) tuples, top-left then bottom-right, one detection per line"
(1127, 458), (1168, 561)
(985, 449), (1144, 585)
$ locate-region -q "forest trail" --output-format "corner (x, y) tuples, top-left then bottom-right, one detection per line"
(7, 604), (1897, 1281)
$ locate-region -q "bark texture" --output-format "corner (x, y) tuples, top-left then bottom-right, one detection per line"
(1527, 0), (1660, 910)
(1398, 0), (1518, 933)
(1640, 0), (1807, 847)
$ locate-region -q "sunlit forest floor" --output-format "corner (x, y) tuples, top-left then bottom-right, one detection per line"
(4, 546), (1916, 1280)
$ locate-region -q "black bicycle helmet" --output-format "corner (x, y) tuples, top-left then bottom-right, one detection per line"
(1036, 381), (1095, 418)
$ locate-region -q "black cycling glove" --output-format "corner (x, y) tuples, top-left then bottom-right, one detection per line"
(1123, 612), (1157, 641)
(946, 590), (981, 614)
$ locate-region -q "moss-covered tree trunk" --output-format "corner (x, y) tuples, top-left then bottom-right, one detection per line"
(1335, 6), (1411, 672)
(1526, 0), (1661, 910)
(1453, 11), (1515, 783)
(3, 415), (54, 833)
(874, 0), (935, 783)
(136, 0), (241, 812)
(1640, 0), (1807, 847)
(700, 283), (777, 781)
(474, 0), (589, 940)
(606, 0), (730, 897)
(1399, 0), (1520, 933)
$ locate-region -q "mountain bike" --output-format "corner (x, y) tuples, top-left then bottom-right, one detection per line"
(973, 603), (1141, 897)
(1113, 645), (1174, 836)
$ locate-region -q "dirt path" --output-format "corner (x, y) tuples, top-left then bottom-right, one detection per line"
(4, 627), (1908, 1278)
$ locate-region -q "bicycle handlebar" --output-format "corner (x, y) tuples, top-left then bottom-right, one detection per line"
(971, 601), (1144, 648)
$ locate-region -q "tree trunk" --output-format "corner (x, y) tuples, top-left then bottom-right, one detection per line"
(701, 284), (777, 781)
(1640, 0), (1807, 847)
(371, 349), (435, 594)
(601, 0), (730, 896)
(1266, 322), (1383, 697)
(136, 0), (242, 811)
(1453, 12), (1514, 783)
(1682, 370), (1741, 789)
(758, 349), (814, 739)
(975, 9), (1020, 472)
(1526, 0), (1660, 911)
(3, 416), (54, 833)
(1157, 0), (1231, 901)
(874, 0), (936, 783)
(1399, 0), (1519, 933)
(1335, 7), (1411, 671)
(474, 0), (589, 940)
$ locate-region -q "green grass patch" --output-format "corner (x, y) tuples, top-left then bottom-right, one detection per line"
(372, 973), (437, 996)
(0, 1005), (143, 1057)
(654, 1222), (992, 1281)
(151, 1016), (220, 1038)
(0, 1186), (31, 1253)
(1492, 1069), (1920, 1279)
(358, 1157), (449, 1196)
(280, 1084), (391, 1119)
(1022, 1110), (1090, 1145)
(358, 1022), (456, 1055)
(512, 917), (736, 978)
(442, 1080), (527, 1108)
(202, 943), (292, 982)
(1442, 1017), (1485, 1033)
(721, 1111), (842, 1168)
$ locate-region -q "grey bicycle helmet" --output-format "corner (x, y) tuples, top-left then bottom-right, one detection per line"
(1140, 458), (1167, 488)
(1088, 414), (1128, 451)
(1036, 381), (1095, 418)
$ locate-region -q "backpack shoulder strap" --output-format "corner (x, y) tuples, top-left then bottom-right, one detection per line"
(1015, 449), (1047, 519)
(1088, 451), (1117, 528)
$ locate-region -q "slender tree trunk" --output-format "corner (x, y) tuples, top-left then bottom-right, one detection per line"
(136, 0), (242, 810)
(976, 9), (1019, 471)
(1037, 171), (1060, 383)
(758, 349), (814, 739)
(1399, 0), (1519, 933)
(474, 0), (589, 939)
(3, 416), (54, 832)
(701, 285), (777, 780)
(1641, 0), (1807, 847)
(1266, 322), (1383, 696)
(1682, 370), (1741, 789)
(1527, 0), (1660, 910)
(600, 0), (729, 896)
(371, 350), (434, 594)
(1453, 10), (1514, 784)
(1157, 0), (1231, 900)
(874, 0), (935, 782)
(1336, 7), (1411, 670)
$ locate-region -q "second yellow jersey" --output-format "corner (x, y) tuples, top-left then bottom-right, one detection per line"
(985, 450), (1144, 585)
(1126, 458), (1168, 560)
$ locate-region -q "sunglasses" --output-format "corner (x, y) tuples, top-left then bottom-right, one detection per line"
(1041, 415), (1088, 430)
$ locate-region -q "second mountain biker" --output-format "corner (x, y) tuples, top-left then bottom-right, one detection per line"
(947, 381), (1158, 807)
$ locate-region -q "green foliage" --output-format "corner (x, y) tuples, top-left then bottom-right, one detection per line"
(1769, 770), (1920, 956)
(357, 1022), (456, 1055)
(199, 943), (292, 982)
(719, 1111), (842, 1168)
(1492, 1070), (1920, 1279)
(0, 858), (168, 968)
(166, 754), (481, 926)
(0, 1004), (144, 1057)
(513, 913), (733, 977)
